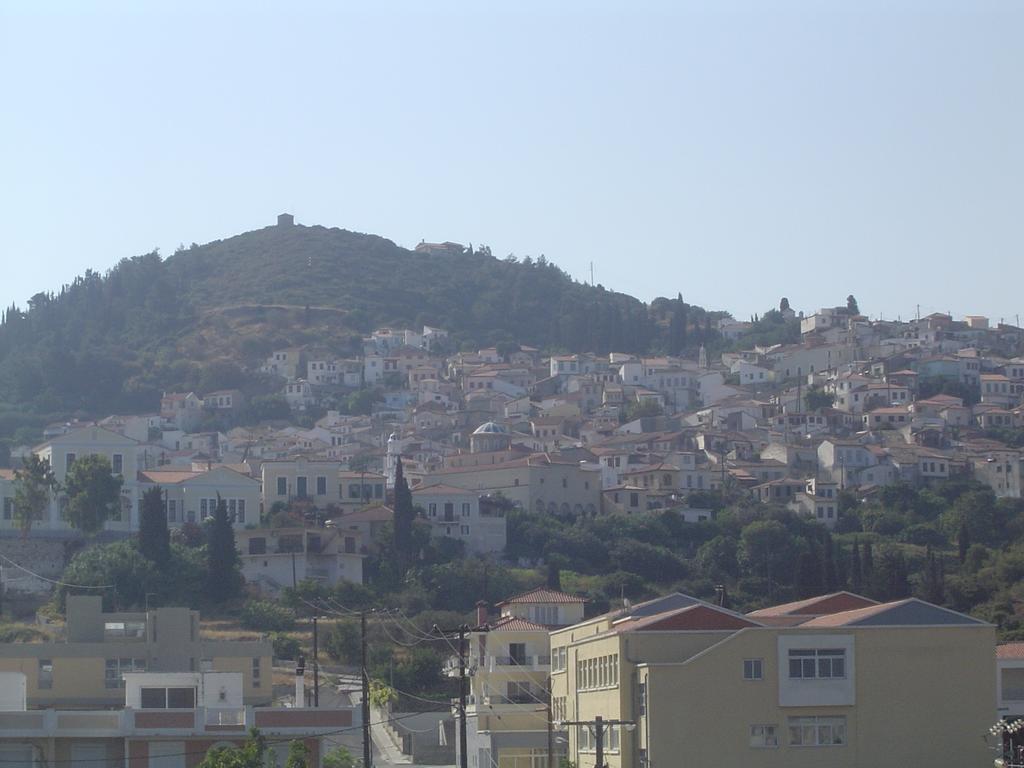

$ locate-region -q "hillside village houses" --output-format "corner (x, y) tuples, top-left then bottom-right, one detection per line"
(1, 309), (1023, 595)
(1, 295), (1024, 766)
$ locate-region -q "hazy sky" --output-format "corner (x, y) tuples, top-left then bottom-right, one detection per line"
(2, 1), (1021, 324)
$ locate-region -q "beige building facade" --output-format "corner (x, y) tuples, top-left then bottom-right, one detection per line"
(0, 597), (272, 709)
(550, 592), (995, 768)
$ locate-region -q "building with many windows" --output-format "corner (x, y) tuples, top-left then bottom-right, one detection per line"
(0, 596), (272, 710)
(459, 588), (586, 768)
(549, 591), (994, 767)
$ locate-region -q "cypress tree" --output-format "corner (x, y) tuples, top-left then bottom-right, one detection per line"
(393, 458), (415, 571)
(822, 533), (838, 592)
(207, 495), (241, 604)
(862, 540), (874, 585)
(138, 486), (170, 565)
(958, 520), (970, 564)
(795, 541), (823, 599)
(851, 539), (863, 592)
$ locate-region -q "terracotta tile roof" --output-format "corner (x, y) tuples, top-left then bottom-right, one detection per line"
(615, 604), (761, 633)
(413, 484), (477, 496)
(0, 469), (15, 481)
(497, 587), (586, 606)
(748, 591), (879, 618)
(998, 643), (1024, 660)
(488, 616), (550, 632)
(138, 470), (202, 484)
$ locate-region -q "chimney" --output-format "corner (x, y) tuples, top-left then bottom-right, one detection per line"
(475, 600), (488, 628)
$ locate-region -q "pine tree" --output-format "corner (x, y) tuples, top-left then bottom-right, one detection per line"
(207, 495), (241, 604)
(138, 486), (170, 565)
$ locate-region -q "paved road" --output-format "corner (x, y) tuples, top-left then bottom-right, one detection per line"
(320, 672), (453, 768)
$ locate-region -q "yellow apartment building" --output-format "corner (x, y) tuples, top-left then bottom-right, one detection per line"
(0, 596), (272, 709)
(550, 591), (994, 768)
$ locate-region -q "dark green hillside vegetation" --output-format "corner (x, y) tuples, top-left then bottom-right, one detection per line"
(0, 222), (740, 425)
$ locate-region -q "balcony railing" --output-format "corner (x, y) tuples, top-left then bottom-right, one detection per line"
(486, 654), (551, 671)
(0, 706), (356, 737)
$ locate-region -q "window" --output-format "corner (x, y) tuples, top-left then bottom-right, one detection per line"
(167, 499), (177, 522)
(2, 498), (12, 520)
(105, 657), (145, 687)
(317, 476), (327, 496)
(638, 681), (647, 716)
(252, 657), (262, 688)
(460, 525), (469, 535)
(296, 477), (308, 498)
(38, 659), (53, 689)
(66, 453), (76, 472)
(750, 725), (778, 747)
(200, 498), (208, 519)
(462, 503), (471, 517)
(237, 500), (245, 523)
(105, 621), (146, 639)
(111, 453), (124, 474)
(788, 649), (845, 679)
(788, 716), (846, 746)
(348, 483), (361, 499)
(428, 503), (437, 517)
(277, 477), (287, 496)
(743, 658), (763, 680)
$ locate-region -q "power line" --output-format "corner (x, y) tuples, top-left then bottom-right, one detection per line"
(0, 708), (450, 764)
(0, 553), (112, 589)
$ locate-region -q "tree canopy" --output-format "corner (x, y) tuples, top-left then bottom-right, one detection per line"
(63, 454), (123, 535)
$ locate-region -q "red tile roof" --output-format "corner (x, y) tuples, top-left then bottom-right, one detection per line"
(488, 616), (550, 632)
(748, 592), (879, 618)
(616, 604), (761, 633)
(998, 643), (1024, 660)
(497, 587), (586, 606)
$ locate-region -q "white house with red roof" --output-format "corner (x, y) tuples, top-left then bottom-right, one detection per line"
(458, 587), (586, 768)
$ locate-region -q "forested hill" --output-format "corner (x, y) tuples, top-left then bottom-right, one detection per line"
(0, 219), (744, 425)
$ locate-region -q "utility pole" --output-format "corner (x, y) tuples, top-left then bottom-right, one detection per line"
(559, 715), (635, 768)
(362, 611), (372, 768)
(457, 625), (468, 768)
(435, 623), (473, 768)
(546, 676), (554, 768)
(312, 616), (320, 708)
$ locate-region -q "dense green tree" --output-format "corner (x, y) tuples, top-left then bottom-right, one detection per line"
(13, 454), (58, 536)
(322, 747), (357, 768)
(284, 740), (310, 768)
(846, 295), (859, 314)
(207, 496), (242, 604)
(804, 387), (835, 411)
(138, 486), (170, 565)
(63, 454), (123, 535)
(851, 539), (863, 592)
(196, 729), (268, 768)
(393, 458), (415, 571)
(958, 520), (971, 564)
